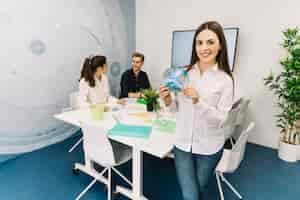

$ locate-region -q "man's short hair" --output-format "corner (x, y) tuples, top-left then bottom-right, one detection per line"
(132, 52), (144, 62)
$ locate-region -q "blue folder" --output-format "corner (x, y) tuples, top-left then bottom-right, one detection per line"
(108, 123), (152, 138)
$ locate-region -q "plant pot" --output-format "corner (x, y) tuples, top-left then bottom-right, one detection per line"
(278, 141), (300, 162)
(146, 103), (154, 112)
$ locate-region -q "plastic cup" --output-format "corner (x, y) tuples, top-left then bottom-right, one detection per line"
(89, 103), (104, 120)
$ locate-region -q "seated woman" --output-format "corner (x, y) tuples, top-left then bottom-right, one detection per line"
(78, 55), (123, 108)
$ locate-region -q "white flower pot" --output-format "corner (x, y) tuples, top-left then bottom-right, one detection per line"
(278, 141), (300, 162)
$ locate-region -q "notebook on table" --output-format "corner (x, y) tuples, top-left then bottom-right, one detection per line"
(108, 123), (152, 138)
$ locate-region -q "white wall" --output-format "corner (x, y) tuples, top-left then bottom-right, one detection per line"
(136, 0), (300, 149)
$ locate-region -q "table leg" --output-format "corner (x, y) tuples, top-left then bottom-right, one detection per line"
(132, 148), (148, 200)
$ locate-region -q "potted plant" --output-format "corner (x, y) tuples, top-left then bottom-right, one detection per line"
(264, 27), (300, 162)
(140, 88), (160, 112)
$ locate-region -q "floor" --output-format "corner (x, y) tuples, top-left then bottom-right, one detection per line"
(0, 134), (299, 200)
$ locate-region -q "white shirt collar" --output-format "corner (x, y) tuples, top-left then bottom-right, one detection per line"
(192, 62), (219, 74)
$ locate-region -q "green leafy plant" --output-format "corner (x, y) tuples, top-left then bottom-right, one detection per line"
(141, 88), (160, 112)
(264, 27), (300, 144)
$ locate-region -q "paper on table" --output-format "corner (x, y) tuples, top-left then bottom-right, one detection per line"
(152, 119), (176, 133)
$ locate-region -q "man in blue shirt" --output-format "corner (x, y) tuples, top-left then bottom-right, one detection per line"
(119, 52), (151, 98)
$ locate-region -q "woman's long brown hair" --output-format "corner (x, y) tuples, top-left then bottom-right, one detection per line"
(188, 21), (233, 81)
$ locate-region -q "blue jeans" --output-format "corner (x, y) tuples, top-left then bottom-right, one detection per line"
(174, 147), (223, 200)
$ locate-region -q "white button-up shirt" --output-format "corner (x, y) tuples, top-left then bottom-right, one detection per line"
(170, 63), (234, 155)
(78, 74), (110, 108)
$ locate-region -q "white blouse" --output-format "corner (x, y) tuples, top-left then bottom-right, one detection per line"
(170, 63), (234, 155)
(78, 75), (110, 108)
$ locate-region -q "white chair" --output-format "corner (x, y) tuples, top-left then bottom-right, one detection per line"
(73, 122), (132, 200)
(223, 98), (250, 147)
(70, 92), (80, 110)
(68, 95), (123, 153)
(235, 99), (250, 132)
(222, 98), (243, 140)
(62, 92), (83, 153)
(62, 92), (80, 112)
(215, 122), (255, 200)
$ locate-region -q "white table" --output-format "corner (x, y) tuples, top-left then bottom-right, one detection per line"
(54, 108), (175, 200)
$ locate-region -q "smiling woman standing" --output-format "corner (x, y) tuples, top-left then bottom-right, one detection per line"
(160, 21), (234, 200)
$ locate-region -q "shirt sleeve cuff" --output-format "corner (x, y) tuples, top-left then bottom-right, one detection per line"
(165, 92), (178, 112)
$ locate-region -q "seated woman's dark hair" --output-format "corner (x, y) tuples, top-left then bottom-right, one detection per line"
(80, 55), (107, 87)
